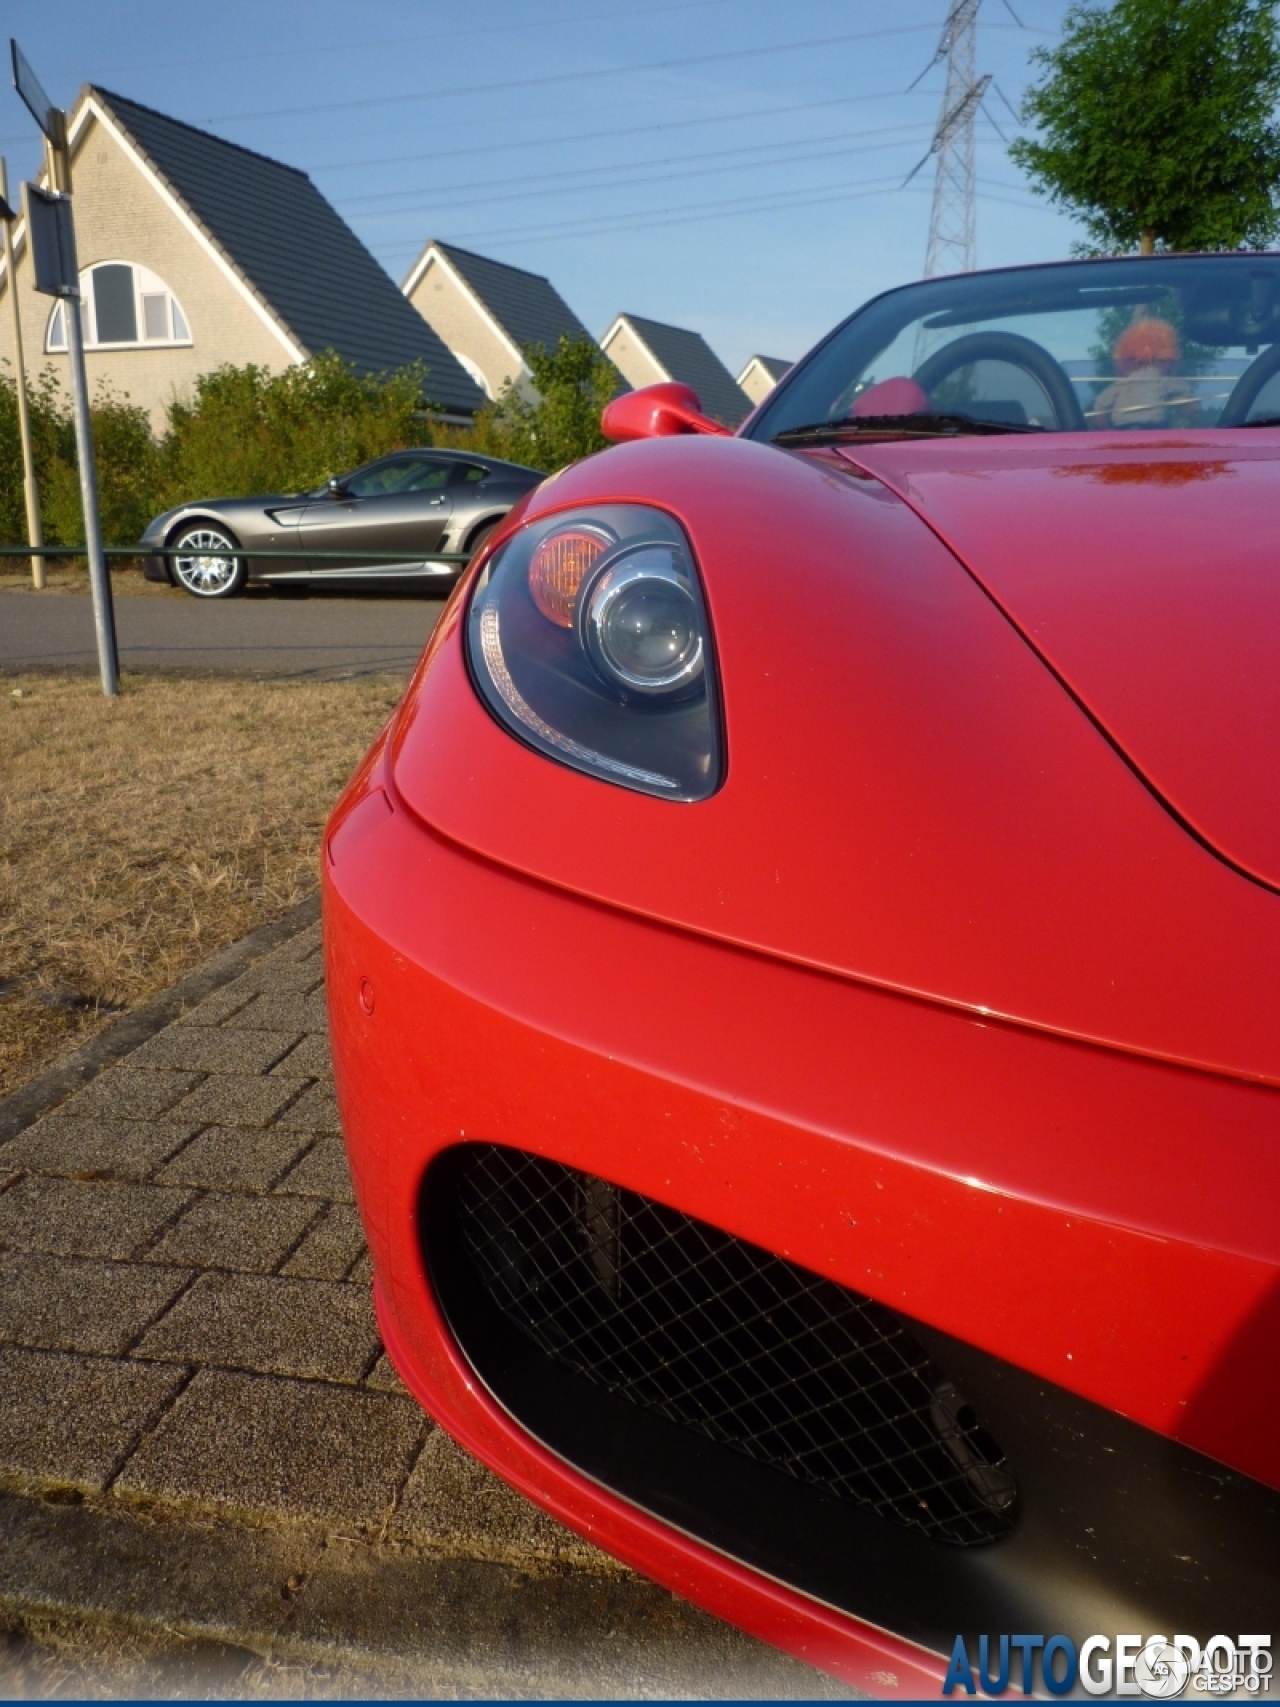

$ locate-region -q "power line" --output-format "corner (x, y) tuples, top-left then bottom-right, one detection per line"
(111, 0), (750, 77)
(449, 177), (917, 250)
(200, 23), (943, 125)
(307, 84), (939, 177)
(975, 177), (1046, 208)
(0, 24), (1045, 172)
(339, 122), (934, 217)
(2, 79), (947, 179)
(235, 13), (1040, 153)
(371, 172), (1044, 257)
(352, 139), (929, 232)
(373, 171), (924, 253)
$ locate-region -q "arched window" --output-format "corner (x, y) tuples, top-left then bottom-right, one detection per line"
(452, 349), (494, 398)
(45, 262), (191, 353)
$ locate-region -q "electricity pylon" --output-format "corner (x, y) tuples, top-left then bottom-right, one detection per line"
(908, 0), (990, 277)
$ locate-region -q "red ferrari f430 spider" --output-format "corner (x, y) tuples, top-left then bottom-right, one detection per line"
(324, 254), (1279, 1694)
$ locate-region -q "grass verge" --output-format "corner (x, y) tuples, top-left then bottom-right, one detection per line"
(0, 671), (402, 1098)
(0, 563), (178, 596)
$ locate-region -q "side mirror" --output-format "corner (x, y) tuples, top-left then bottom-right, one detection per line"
(327, 475), (348, 497)
(601, 382), (733, 444)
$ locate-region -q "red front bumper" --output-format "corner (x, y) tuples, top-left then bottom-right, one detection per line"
(323, 747), (1280, 1690)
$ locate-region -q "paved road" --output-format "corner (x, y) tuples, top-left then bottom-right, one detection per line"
(0, 588), (447, 678)
(0, 915), (843, 1697)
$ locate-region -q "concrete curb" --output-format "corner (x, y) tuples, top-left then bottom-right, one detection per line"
(0, 894), (321, 1146)
(0, 1493), (841, 1698)
(0, 900), (850, 1697)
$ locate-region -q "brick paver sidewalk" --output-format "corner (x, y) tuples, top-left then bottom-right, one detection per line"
(0, 918), (842, 1695)
(1, 924), (420, 1527)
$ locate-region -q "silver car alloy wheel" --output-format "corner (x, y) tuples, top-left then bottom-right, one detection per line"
(171, 526), (244, 597)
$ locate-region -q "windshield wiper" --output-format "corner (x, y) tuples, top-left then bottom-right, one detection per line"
(1239, 415), (1280, 428)
(773, 413), (1045, 446)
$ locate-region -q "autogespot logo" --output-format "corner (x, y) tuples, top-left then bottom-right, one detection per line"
(942, 1633), (1274, 1697)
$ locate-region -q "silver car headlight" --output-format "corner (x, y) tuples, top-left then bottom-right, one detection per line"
(466, 504), (722, 801)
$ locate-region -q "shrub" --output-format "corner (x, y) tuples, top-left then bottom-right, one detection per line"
(39, 383), (161, 548)
(0, 340), (621, 552)
(158, 352), (429, 504)
(0, 364), (72, 546)
(0, 365), (160, 549)
(430, 334), (619, 472)
(489, 333), (619, 470)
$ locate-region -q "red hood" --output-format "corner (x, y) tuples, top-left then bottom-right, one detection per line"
(844, 431), (1280, 891)
(391, 435), (1280, 1086)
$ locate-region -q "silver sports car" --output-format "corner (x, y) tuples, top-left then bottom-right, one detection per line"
(141, 447), (545, 598)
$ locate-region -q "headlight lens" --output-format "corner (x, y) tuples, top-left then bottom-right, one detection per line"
(467, 504), (721, 801)
(579, 544), (705, 696)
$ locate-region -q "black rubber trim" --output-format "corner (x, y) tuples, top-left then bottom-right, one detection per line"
(423, 1146), (1280, 1658)
(913, 330), (1086, 431)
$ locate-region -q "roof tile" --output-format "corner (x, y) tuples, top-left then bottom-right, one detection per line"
(90, 88), (484, 416)
(615, 314), (751, 426)
(431, 243), (591, 356)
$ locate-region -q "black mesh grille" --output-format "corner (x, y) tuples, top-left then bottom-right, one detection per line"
(450, 1144), (1017, 1546)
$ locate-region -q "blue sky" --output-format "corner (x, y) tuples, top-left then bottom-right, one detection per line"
(2, 0), (1080, 376)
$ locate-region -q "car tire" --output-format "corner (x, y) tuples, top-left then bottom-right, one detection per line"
(168, 523), (247, 598)
(466, 520), (499, 562)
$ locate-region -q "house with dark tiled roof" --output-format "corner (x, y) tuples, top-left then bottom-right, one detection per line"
(600, 313), (752, 427)
(737, 354), (793, 408)
(0, 87), (484, 429)
(402, 240), (615, 403)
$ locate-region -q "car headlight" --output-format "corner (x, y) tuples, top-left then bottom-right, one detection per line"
(466, 504), (722, 801)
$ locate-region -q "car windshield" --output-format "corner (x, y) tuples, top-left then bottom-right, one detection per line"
(747, 255), (1280, 441)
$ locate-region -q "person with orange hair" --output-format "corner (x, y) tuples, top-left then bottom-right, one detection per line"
(1091, 315), (1195, 428)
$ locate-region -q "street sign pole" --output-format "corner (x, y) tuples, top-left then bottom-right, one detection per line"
(61, 262), (119, 696)
(12, 39), (118, 696)
(0, 158), (45, 589)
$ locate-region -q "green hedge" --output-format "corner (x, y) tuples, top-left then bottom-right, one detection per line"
(0, 335), (620, 550)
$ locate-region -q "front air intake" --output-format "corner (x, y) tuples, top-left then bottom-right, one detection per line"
(444, 1143), (1016, 1547)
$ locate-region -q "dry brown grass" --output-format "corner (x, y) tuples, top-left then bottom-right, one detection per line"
(0, 671), (403, 1097)
(0, 563), (176, 596)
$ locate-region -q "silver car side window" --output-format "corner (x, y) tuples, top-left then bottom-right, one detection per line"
(344, 457), (450, 498)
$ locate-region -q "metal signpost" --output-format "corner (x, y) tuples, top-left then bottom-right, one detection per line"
(0, 159), (44, 587)
(12, 38), (118, 695)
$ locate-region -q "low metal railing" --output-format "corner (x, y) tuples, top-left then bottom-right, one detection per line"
(0, 544), (472, 564)
(1, 542), (473, 697)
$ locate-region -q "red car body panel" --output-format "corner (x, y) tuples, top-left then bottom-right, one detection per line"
(845, 432), (1280, 892)
(390, 437), (1280, 1087)
(327, 753), (1280, 1478)
(370, 1277), (946, 1695)
(324, 419), (1280, 1689)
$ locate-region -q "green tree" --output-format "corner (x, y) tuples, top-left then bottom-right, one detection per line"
(1010, 0), (1280, 254)
(488, 333), (619, 470)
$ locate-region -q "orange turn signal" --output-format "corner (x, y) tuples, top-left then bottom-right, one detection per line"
(528, 528), (609, 627)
